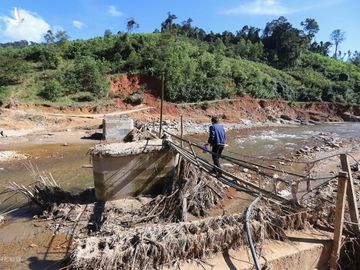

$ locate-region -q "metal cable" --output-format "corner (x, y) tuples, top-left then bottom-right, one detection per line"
(300, 176), (337, 201)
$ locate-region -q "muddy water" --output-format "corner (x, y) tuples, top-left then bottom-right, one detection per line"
(0, 143), (96, 211)
(1, 123), (360, 212)
(190, 123), (360, 161)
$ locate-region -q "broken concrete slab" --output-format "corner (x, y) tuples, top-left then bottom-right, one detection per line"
(102, 115), (134, 141)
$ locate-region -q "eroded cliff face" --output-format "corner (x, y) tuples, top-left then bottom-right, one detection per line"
(109, 74), (360, 123)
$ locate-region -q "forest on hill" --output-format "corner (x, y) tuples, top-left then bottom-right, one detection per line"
(0, 14), (360, 106)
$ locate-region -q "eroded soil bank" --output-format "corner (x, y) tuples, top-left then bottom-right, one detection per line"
(1, 94), (360, 143)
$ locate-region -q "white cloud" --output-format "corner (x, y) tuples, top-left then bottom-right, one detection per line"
(225, 0), (292, 15)
(73, 20), (86, 29)
(108, 5), (123, 17)
(224, 0), (343, 16)
(0, 7), (50, 42)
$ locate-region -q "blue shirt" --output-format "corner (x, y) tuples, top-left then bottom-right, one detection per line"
(208, 123), (226, 146)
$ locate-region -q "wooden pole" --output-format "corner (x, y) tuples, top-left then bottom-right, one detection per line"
(159, 72), (165, 138)
(340, 154), (360, 235)
(182, 197), (187, 222)
(180, 115), (184, 148)
(329, 171), (348, 270)
(188, 141), (201, 168)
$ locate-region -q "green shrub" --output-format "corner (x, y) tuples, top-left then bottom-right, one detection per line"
(0, 51), (27, 85)
(40, 47), (60, 69)
(0, 86), (10, 106)
(40, 79), (64, 101)
(60, 56), (109, 97)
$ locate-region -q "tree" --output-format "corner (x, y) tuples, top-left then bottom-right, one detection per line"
(40, 47), (60, 69)
(221, 31), (235, 46)
(236, 26), (250, 40)
(262, 16), (306, 67)
(0, 40), (29, 48)
(301, 18), (319, 41)
(58, 56), (108, 97)
(309, 41), (332, 56)
(104, 29), (112, 38)
(330, 29), (345, 59)
(126, 18), (139, 33)
(181, 18), (193, 36)
(0, 52), (27, 85)
(161, 12), (177, 31)
(44, 30), (55, 44)
(247, 26), (261, 43)
(40, 79), (64, 101)
(55, 30), (70, 44)
(125, 50), (142, 71)
(349, 50), (360, 67)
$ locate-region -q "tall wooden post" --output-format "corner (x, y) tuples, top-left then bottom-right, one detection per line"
(180, 115), (184, 147)
(159, 72), (165, 138)
(340, 154), (360, 235)
(329, 171), (348, 270)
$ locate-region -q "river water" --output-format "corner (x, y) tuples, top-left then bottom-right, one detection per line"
(1, 123), (360, 211)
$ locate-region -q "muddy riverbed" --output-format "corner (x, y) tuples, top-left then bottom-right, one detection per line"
(1, 123), (360, 269)
(1, 123), (360, 210)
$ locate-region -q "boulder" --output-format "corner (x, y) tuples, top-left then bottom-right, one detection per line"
(267, 115), (277, 122)
(280, 114), (293, 121)
(341, 112), (360, 122)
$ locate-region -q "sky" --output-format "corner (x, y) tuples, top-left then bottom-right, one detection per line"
(0, 0), (359, 54)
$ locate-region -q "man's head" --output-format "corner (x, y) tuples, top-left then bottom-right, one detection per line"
(211, 116), (219, 124)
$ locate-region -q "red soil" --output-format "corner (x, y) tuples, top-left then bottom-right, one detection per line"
(109, 74), (359, 123)
(7, 74), (360, 125)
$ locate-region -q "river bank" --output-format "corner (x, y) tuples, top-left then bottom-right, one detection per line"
(1, 95), (360, 148)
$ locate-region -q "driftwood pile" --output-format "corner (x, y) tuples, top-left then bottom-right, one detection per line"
(303, 177), (360, 236)
(9, 160), (226, 230)
(70, 200), (307, 270)
(139, 157), (226, 222)
(8, 159), (360, 269)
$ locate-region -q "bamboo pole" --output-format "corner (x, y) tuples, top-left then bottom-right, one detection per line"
(159, 72), (165, 138)
(329, 171), (348, 270)
(340, 154), (360, 235)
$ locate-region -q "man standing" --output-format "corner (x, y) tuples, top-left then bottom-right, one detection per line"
(207, 116), (226, 176)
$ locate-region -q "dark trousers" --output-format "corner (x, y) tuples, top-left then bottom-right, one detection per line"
(212, 145), (224, 173)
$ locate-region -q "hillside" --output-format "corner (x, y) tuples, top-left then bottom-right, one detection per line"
(1, 17), (360, 108)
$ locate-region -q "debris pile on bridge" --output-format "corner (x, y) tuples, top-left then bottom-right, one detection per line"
(70, 199), (307, 270)
(7, 153), (360, 269)
(9, 160), (312, 270)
